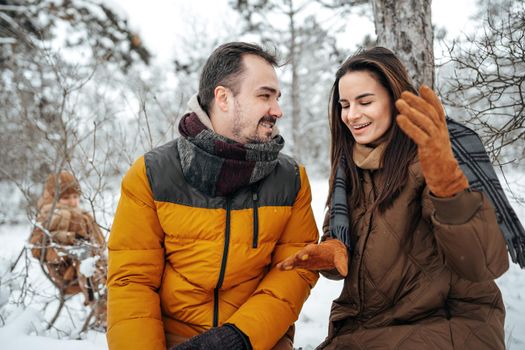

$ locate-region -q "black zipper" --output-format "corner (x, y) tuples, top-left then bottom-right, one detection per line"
(213, 198), (232, 327)
(252, 191), (259, 248)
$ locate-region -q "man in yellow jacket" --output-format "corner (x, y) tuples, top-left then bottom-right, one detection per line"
(107, 42), (319, 350)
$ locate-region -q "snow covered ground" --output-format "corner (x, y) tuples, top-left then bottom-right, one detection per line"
(0, 176), (524, 349)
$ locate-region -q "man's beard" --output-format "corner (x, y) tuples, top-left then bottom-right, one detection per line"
(232, 102), (276, 144)
(252, 115), (276, 143)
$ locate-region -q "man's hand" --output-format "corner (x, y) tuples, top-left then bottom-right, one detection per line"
(276, 239), (348, 276)
(395, 85), (469, 198)
(170, 325), (248, 350)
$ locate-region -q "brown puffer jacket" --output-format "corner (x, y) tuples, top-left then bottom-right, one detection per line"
(30, 203), (106, 304)
(317, 152), (509, 349)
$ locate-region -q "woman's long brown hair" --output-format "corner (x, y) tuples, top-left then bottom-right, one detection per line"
(327, 47), (418, 212)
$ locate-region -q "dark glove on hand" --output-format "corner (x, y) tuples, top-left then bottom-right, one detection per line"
(170, 324), (250, 350)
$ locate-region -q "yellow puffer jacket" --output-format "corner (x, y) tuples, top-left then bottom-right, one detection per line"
(107, 140), (319, 350)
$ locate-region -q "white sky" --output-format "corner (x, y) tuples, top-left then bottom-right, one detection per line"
(107, 0), (479, 66)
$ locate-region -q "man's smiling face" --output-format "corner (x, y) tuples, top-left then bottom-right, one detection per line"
(224, 54), (283, 144)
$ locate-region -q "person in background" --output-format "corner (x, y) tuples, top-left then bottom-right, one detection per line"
(30, 170), (107, 328)
(278, 46), (509, 349)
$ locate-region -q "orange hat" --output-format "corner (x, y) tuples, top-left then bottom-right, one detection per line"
(44, 171), (81, 199)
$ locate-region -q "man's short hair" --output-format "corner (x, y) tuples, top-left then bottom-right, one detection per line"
(198, 42), (278, 113)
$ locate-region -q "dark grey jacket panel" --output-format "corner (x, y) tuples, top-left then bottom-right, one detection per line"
(144, 138), (300, 210)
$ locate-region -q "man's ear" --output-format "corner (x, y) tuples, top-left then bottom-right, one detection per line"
(214, 86), (230, 112)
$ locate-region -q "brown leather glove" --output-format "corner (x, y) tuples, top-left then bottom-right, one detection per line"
(276, 239), (348, 277)
(395, 85), (469, 198)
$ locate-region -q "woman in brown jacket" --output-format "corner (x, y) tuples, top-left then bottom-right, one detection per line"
(278, 47), (509, 349)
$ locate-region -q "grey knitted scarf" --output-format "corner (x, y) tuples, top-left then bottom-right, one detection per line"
(178, 112), (285, 197)
(447, 118), (525, 268)
(329, 156), (351, 250)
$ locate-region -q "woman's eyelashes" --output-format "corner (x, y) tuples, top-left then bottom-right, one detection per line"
(340, 100), (373, 109)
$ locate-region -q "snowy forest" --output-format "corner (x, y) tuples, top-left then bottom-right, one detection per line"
(0, 0), (524, 349)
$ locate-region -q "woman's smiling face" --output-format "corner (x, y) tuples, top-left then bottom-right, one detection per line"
(338, 70), (393, 145)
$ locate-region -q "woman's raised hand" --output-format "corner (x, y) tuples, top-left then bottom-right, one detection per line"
(395, 85), (469, 198)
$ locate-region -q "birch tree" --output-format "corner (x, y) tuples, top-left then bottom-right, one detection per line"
(316, 0), (434, 87)
(370, 0), (434, 87)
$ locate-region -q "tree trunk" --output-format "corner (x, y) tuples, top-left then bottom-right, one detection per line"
(371, 0), (435, 88)
(287, 0), (303, 161)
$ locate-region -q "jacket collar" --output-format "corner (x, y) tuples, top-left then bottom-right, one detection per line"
(187, 94), (214, 130)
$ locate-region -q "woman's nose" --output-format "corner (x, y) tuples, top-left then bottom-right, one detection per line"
(342, 106), (360, 123)
(347, 105), (363, 121)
